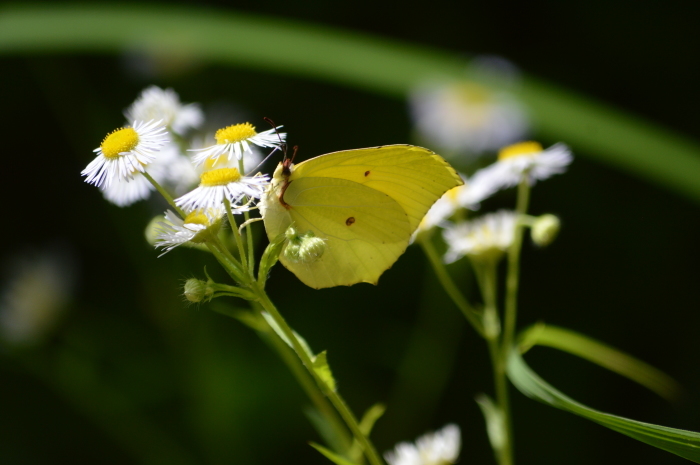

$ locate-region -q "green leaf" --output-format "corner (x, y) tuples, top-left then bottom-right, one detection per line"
(347, 403), (386, 463)
(475, 394), (505, 457)
(310, 442), (362, 465)
(1, 4), (700, 202)
(258, 231), (286, 287)
(358, 403), (386, 436)
(519, 324), (681, 401)
(312, 351), (337, 392)
(507, 346), (700, 462)
(260, 311), (314, 359)
(304, 407), (350, 460)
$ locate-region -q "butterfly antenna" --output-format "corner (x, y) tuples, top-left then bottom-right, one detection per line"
(264, 116), (287, 156)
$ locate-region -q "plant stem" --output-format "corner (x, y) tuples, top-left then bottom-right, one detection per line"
(224, 198), (250, 275)
(479, 261), (512, 465)
(253, 308), (352, 453)
(255, 287), (384, 465)
(419, 234), (485, 337)
(239, 158), (257, 278)
(499, 177), (532, 465)
(142, 171), (185, 218)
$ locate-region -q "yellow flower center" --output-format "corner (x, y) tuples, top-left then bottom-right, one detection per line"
(184, 210), (210, 226)
(454, 82), (491, 104)
(215, 123), (257, 145)
(498, 141), (543, 161)
(100, 127), (140, 158)
(200, 168), (242, 186)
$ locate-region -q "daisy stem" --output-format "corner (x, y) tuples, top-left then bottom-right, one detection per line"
(141, 171), (185, 218)
(255, 286), (384, 465)
(479, 261), (512, 465)
(418, 234), (485, 338)
(499, 177), (532, 465)
(223, 198), (249, 275)
(250, 304), (353, 453)
(238, 159), (257, 278)
(206, 237), (248, 285)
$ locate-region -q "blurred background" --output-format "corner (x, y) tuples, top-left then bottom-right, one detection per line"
(1, 1), (699, 464)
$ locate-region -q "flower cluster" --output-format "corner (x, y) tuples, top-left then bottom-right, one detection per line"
(80, 86), (286, 255)
(414, 140), (572, 264)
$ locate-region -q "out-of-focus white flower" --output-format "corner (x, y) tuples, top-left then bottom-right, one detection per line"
(410, 80), (528, 156)
(189, 122), (284, 165)
(155, 208), (223, 256)
(413, 173), (500, 239)
(82, 120), (168, 188)
(125, 86), (203, 135)
(384, 424), (461, 465)
(471, 141), (573, 193)
(175, 167), (269, 211)
(443, 210), (518, 263)
(0, 248), (75, 346)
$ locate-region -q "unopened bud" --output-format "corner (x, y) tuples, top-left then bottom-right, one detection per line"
(284, 228), (326, 264)
(183, 278), (213, 303)
(531, 214), (560, 247)
(144, 215), (166, 246)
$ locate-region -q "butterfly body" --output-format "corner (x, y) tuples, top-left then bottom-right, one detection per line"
(260, 145), (462, 289)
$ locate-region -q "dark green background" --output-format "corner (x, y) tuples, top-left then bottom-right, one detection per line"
(1, 1), (699, 464)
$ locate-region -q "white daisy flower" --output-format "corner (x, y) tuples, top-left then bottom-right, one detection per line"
(413, 173), (500, 239)
(471, 141), (573, 193)
(100, 170), (154, 207)
(410, 80), (529, 156)
(155, 208), (224, 256)
(81, 119), (168, 188)
(384, 424), (461, 465)
(125, 86), (203, 135)
(175, 167), (269, 211)
(443, 210), (518, 263)
(189, 122), (285, 166)
(100, 142), (187, 207)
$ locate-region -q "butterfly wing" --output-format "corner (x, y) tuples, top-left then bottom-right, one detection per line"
(260, 145), (463, 289)
(290, 145), (463, 231)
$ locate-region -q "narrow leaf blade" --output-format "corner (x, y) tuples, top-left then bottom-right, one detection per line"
(507, 347), (700, 462)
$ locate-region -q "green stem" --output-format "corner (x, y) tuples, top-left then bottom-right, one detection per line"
(223, 198), (250, 275)
(255, 286), (384, 465)
(499, 177), (532, 465)
(205, 239), (247, 285)
(479, 261), (511, 465)
(254, 308), (352, 453)
(502, 178), (531, 366)
(419, 234), (485, 337)
(239, 158), (256, 278)
(141, 171), (185, 218)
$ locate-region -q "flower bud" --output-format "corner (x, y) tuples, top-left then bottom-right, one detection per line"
(183, 278), (213, 303)
(531, 214), (560, 247)
(284, 229), (326, 264)
(144, 215), (166, 246)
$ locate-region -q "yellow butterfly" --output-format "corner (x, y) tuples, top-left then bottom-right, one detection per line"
(260, 145), (463, 289)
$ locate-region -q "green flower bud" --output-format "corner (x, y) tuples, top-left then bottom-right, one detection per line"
(531, 214), (560, 247)
(298, 233), (326, 263)
(183, 278), (213, 303)
(284, 229), (326, 264)
(144, 215), (166, 246)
